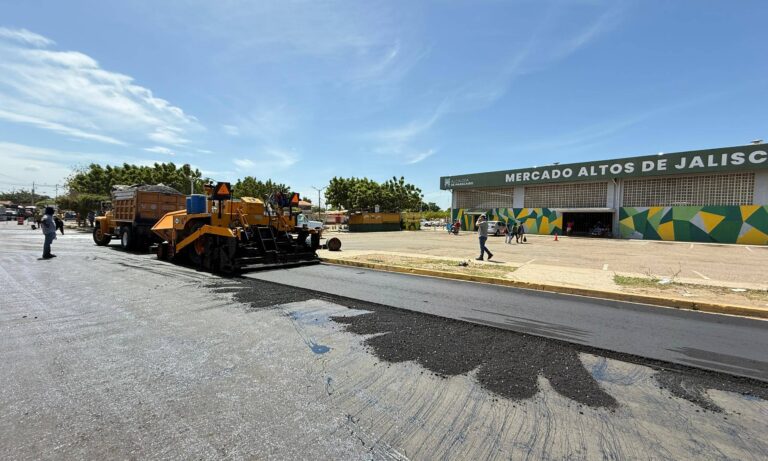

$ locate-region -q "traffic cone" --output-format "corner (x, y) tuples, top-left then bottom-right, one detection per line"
(554, 231), (559, 241)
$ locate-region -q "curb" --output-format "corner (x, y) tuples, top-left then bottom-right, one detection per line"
(320, 258), (768, 320)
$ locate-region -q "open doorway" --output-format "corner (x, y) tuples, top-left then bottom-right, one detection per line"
(562, 212), (614, 237)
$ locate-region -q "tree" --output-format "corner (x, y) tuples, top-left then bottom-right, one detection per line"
(324, 176), (423, 212)
(417, 201), (442, 212)
(0, 189), (51, 205)
(57, 193), (109, 221)
(232, 176), (290, 199)
(66, 162), (205, 196)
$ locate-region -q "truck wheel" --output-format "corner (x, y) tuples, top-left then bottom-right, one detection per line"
(120, 226), (133, 250)
(93, 226), (112, 246)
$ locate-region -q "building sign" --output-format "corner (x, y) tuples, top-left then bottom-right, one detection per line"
(440, 144), (768, 189)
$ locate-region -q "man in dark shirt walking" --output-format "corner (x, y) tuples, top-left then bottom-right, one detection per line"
(40, 207), (57, 259)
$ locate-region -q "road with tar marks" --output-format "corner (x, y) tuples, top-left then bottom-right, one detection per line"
(246, 264), (768, 382)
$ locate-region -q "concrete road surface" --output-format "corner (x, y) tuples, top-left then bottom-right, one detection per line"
(2, 222), (767, 460)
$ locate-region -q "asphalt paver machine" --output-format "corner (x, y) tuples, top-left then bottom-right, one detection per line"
(151, 182), (321, 273)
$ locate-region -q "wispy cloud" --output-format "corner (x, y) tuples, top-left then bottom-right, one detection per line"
(144, 146), (176, 156)
(368, 102), (447, 163)
(406, 149), (436, 164)
(0, 27), (200, 147)
(0, 27), (54, 47)
(0, 141), (144, 189)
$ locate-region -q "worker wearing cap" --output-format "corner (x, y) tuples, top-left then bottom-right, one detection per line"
(475, 214), (493, 261)
(40, 206), (57, 259)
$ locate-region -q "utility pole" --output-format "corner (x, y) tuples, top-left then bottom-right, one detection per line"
(311, 186), (326, 223)
(189, 176), (194, 195)
(31, 181), (35, 207)
(54, 184), (58, 203)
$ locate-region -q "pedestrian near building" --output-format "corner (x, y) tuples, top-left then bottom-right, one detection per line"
(475, 214), (493, 261)
(40, 206), (57, 259)
(517, 222), (526, 243)
(507, 222), (518, 244)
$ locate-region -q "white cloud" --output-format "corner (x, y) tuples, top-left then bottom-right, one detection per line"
(233, 158), (255, 169)
(0, 109), (125, 145)
(368, 102), (446, 163)
(0, 142), (115, 189)
(0, 27), (200, 147)
(405, 149), (435, 165)
(0, 27), (54, 47)
(144, 146), (176, 156)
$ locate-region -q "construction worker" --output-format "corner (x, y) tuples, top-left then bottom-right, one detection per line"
(40, 206), (57, 259)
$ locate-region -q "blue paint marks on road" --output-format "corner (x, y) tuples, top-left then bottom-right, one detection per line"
(310, 341), (331, 354)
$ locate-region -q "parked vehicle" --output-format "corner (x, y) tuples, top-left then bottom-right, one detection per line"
(297, 213), (323, 230)
(487, 220), (507, 236)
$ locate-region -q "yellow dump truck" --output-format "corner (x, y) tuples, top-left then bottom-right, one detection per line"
(93, 184), (187, 250)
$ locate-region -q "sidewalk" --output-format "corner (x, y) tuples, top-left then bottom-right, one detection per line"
(318, 231), (768, 318)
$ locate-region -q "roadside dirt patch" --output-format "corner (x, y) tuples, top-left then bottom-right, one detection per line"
(345, 253), (516, 278)
(614, 275), (768, 309)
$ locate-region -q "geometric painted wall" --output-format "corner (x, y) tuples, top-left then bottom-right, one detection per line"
(452, 208), (563, 235)
(619, 205), (768, 245)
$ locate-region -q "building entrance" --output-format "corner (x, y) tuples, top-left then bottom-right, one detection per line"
(562, 212), (614, 238)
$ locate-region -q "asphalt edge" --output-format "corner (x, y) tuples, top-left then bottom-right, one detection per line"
(320, 258), (768, 320)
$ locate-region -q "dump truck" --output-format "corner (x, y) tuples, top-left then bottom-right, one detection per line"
(151, 182), (322, 273)
(93, 184), (187, 250)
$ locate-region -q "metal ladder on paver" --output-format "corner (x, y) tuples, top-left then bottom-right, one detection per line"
(254, 226), (279, 254)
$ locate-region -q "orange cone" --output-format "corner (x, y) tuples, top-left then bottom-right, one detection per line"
(554, 231), (559, 241)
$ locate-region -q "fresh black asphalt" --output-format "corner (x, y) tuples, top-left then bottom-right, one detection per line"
(245, 264), (768, 382)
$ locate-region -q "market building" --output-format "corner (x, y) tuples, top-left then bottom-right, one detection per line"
(440, 143), (768, 245)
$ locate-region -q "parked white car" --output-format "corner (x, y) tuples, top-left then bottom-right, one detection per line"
(487, 220), (508, 236)
(297, 214), (323, 230)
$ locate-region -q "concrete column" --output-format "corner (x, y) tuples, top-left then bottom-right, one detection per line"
(513, 186), (525, 208)
(611, 179), (623, 238)
(755, 171), (768, 204)
(606, 180), (615, 209)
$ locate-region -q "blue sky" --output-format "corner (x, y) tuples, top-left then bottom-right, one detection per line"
(0, 0), (765, 207)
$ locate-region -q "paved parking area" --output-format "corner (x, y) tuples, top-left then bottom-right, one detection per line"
(322, 228), (768, 287)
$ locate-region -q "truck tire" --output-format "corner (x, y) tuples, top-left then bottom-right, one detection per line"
(120, 226), (133, 250)
(93, 226), (112, 246)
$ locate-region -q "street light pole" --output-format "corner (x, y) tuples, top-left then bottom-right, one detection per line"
(311, 186), (327, 223)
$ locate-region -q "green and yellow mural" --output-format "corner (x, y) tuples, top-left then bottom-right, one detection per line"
(452, 208), (563, 235)
(619, 205), (768, 245)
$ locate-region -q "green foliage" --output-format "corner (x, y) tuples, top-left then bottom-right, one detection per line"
(57, 193), (109, 218)
(418, 201), (442, 212)
(0, 189), (51, 204)
(325, 176), (423, 212)
(66, 162), (206, 196)
(232, 176), (290, 199)
(422, 210), (449, 220)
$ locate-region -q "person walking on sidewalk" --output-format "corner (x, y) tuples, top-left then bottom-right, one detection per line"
(516, 222), (526, 243)
(40, 206), (57, 259)
(475, 214), (493, 261)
